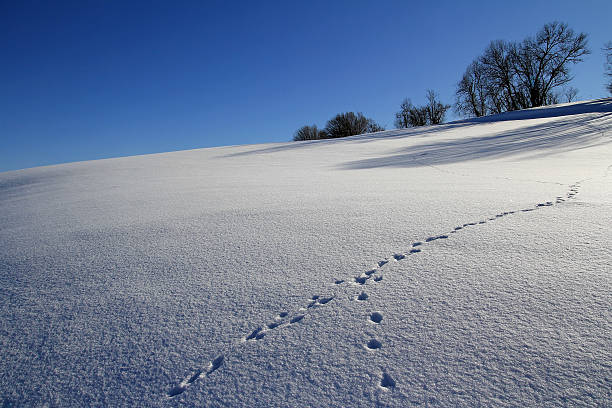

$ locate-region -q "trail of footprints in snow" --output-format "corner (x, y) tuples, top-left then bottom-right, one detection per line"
(167, 293), (336, 397)
(168, 182), (582, 397)
(346, 181), (582, 390)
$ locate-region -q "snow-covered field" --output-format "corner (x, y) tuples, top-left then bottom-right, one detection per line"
(1, 99), (611, 407)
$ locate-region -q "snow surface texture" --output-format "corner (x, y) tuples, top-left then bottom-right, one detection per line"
(1, 99), (611, 407)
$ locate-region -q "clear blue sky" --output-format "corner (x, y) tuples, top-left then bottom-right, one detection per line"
(1, 0), (611, 172)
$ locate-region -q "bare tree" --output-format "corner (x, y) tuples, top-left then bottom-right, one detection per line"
(293, 125), (326, 141)
(455, 22), (589, 117)
(605, 41), (612, 95)
(481, 40), (523, 111)
(367, 122), (385, 133)
(395, 99), (413, 128)
(396, 92), (450, 127)
(324, 112), (384, 138)
(411, 106), (429, 126)
(394, 99), (428, 127)
(455, 60), (489, 117)
(425, 90), (451, 124)
(513, 22), (589, 107)
(562, 86), (579, 102)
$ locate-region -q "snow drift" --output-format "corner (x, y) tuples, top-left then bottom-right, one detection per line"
(1, 99), (611, 407)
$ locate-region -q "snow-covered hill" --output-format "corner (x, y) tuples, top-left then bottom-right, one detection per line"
(1, 99), (611, 407)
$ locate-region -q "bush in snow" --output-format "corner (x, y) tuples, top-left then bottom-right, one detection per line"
(293, 113), (384, 141)
(293, 125), (327, 141)
(324, 112), (384, 138)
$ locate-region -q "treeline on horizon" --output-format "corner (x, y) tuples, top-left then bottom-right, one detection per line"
(294, 22), (612, 142)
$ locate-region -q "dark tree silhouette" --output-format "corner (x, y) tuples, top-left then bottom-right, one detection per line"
(367, 121), (385, 133)
(456, 22), (589, 117)
(323, 112), (384, 138)
(455, 60), (490, 117)
(394, 99), (428, 127)
(605, 41), (612, 95)
(425, 90), (451, 125)
(395, 91), (449, 127)
(293, 125), (326, 141)
(480, 40), (522, 111)
(514, 22), (589, 107)
(395, 99), (414, 128)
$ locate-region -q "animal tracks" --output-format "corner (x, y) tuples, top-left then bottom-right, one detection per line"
(245, 296), (335, 341)
(167, 355), (225, 397)
(370, 312), (383, 324)
(342, 180), (582, 391)
(168, 181), (583, 398)
(168, 290), (336, 397)
(318, 296), (334, 305)
(267, 321), (282, 330)
(425, 234), (448, 242)
(357, 292), (369, 301)
(355, 276), (369, 285)
(366, 339), (382, 350)
(245, 327), (264, 341)
(380, 372), (396, 389)
(290, 314), (305, 324)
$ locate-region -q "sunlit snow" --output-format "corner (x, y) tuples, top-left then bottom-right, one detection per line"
(1, 99), (611, 407)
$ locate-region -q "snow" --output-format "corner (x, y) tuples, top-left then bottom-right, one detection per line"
(1, 99), (611, 407)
